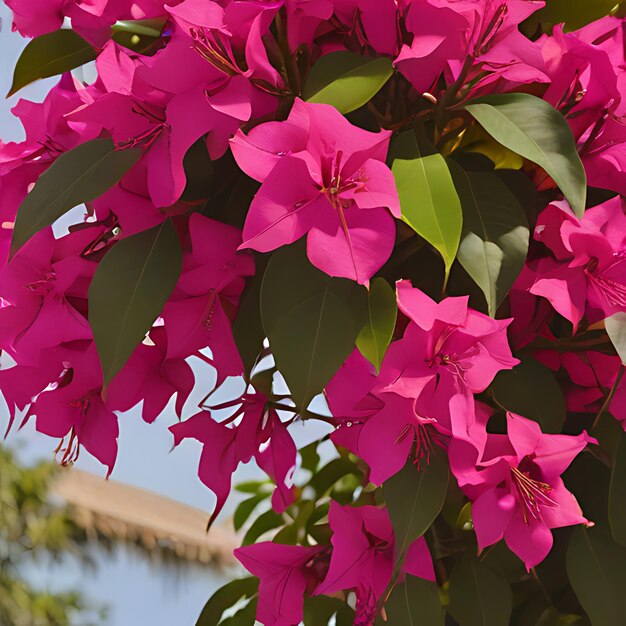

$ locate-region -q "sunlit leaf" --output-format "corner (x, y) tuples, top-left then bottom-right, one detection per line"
(390, 130), (462, 281)
(303, 51), (393, 114)
(465, 94), (587, 217)
(606, 313), (626, 364)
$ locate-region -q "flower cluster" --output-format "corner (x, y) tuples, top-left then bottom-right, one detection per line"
(2, 0), (626, 624)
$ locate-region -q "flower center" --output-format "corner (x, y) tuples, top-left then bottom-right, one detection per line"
(510, 464), (557, 524)
(25, 272), (56, 296)
(585, 255), (626, 308)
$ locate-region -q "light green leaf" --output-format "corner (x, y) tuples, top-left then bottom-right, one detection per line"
(8, 29), (97, 97)
(241, 509), (284, 546)
(606, 313), (626, 364)
(303, 51), (393, 114)
(384, 453), (449, 559)
(111, 18), (167, 55)
(383, 576), (444, 626)
(261, 242), (367, 410)
(567, 526), (626, 626)
(448, 557), (512, 626)
(11, 138), (141, 255)
(196, 577), (258, 626)
(449, 165), (529, 316)
(390, 130), (462, 280)
(356, 278), (397, 371)
(609, 430), (626, 547)
(88, 219), (182, 386)
(491, 355), (566, 433)
(465, 94), (587, 217)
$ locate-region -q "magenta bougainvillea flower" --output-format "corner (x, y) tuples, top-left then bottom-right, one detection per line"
(450, 413), (595, 569)
(169, 389), (296, 526)
(235, 542), (327, 626)
(530, 197), (626, 329)
(2, 0), (626, 622)
(231, 98), (400, 284)
(315, 502), (434, 625)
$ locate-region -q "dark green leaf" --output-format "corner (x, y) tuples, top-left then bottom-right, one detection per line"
(304, 596), (354, 626)
(356, 278), (397, 371)
(390, 130), (462, 280)
(111, 18), (167, 55)
(89, 219), (182, 385)
(196, 577), (258, 626)
(235, 480), (272, 495)
(491, 355), (566, 433)
(527, 0), (619, 31)
(383, 576), (444, 626)
(384, 453), (449, 559)
(535, 607), (588, 626)
(233, 255), (269, 378)
(567, 526), (626, 626)
(218, 597), (257, 626)
(309, 457), (361, 498)
(8, 29), (97, 97)
(465, 94), (587, 217)
(181, 139), (215, 202)
(300, 441), (321, 474)
(12, 138), (141, 255)
(448, 557), (513, 626)
(449, 165), (529, 316)
(605, 313), (626, 364)
(303, 51), (393, 114)
(233, 493), (270, 532)
(242, 509), (284, 546)
(261, 242), (367, 410)
(609, 431), (626, 547)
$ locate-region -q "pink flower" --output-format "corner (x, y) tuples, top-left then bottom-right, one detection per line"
(169, 389), (296, 526)
(230, 98), (400, 284)
(530, 198), (626, 330)
(235, 542), (327, 626)
(162, 214), (254, 384)
(450, 413), (595, 570)
(315, 501), (435, 626)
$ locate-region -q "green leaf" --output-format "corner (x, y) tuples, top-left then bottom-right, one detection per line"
(567, 526), (626, 626)
(111, 18), (167, 55)
(384, 453), (449, 559)
(491, 355), (566, 433)
(356, 278), (397, 371)
(606, 313), (626, 364)
(242, 509), (284, 546)
(196, 577), (258, 626)
(304, 596), (354, 626)
(528, 0), (619, 31)
(390, 130), (462, 280)
(609, 431), (626, 547)
(303, 51), (393, 114)
(261, 242), (367, 410)
(233, 493), (270, 532)
(449, 165), (529, 316)
(88, 219), (182, 386)
(11, 138), (141, 255)
(309, 457), (361, 498)
(383, 576), (444, 626)
(465, 94), (587, 217)
(8, 29), (97, 97)
(300, 441), (321, 474)
(233, 255), (268, 378)
(235, 480), (272, 495)
(218, 597), (257, 626)
(448, 557), (512, 626)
